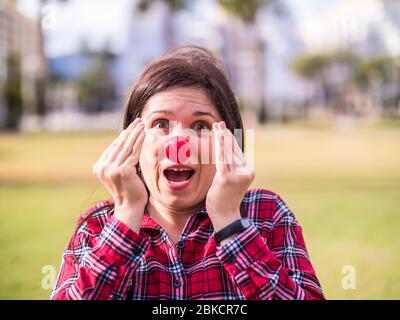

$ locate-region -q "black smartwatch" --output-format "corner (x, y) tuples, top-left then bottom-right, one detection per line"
(214, 218), (251, 245)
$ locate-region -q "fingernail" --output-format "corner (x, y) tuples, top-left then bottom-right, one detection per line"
(219, 121), (226, 129)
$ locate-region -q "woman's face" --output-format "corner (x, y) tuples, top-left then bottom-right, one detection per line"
(139, 86), (222, 211)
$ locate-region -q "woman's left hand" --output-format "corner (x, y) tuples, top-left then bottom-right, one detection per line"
(206, 121), (255, 233)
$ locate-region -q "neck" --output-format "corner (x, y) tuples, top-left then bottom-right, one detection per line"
(147, 196), (205, 231)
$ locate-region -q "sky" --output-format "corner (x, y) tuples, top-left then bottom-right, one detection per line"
(286, 0), (336, 21)
(17, 0), (133, 56)
(17, 0), (337, 57)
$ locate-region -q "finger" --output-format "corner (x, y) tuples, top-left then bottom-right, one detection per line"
(100, 118), (141, 163)
(219, 121), (236, 171)
(213, 122), (228, 174)
(120, 129), (146, 171)
(232, 143), (252, 176)
(233, 153), (246, 167)
(121, 131), (146, 178)
(114, 121), (145, 165)
(97, 129), (127, 165)
(218, 121), (247, 169)
(231, 132), (247, 167)
(107, 118), (143, 163)
(121, 131), (145, 174)
(129, 128), (146, 165)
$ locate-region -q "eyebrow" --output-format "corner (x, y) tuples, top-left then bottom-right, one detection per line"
(146, 109), (217, 120)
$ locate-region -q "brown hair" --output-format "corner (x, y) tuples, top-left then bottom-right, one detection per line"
(72, 46), (245, 262)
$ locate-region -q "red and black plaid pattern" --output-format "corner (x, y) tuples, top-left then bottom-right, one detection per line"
(51, 188), (324, 300)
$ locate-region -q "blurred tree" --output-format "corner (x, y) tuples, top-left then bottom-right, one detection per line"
(292, 51), (358, 112)
(291, 54), (329, 79)
(353, 57), (396, 89)
(293, 51), (400, 117)
(4, 53), (23, 131)
(218, 0), (268, 24)
(353, 57), (400, 116)
(218, 0), (275, 124)
(137, 0), (189, 49)
(77, 50), (117, 113)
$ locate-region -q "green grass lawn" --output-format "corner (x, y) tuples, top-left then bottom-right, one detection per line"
(0, 120), (399, 299)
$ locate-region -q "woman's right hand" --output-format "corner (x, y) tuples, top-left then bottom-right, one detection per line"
(92, 117), (147, 232)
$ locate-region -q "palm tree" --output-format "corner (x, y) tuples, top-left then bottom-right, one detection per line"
(292, 51), (358, 111)
(137, 0), (189, 50)
(291, 53), (329, 107)
(4, 53), (23, 130)
(217, 0), (275, 123)
(353, 56), (399, 115)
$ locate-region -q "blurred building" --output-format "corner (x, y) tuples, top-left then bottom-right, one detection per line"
(14, 0), (395, 130)
(296, 0), (400, 117)
(298, 0), (400, 57)
(113, 1), (166, 99)
(0, 0), (47, 126)
(114, 0), (221, 99)
(116, 0), (310, 119)
(0, 0), (47, 128)
(260, 2), (312, 117)
(48, 50), (119, 112)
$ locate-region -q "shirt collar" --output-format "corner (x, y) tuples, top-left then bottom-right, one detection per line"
(140, 205), (209, 231)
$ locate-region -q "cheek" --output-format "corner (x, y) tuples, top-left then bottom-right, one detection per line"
(140, 133), (165, 165)
(139, 135), (158, 176)
(198, 165), (216, 191)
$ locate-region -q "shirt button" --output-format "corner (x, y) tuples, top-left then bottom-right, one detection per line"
(177, 241), (185, 249)
(173, 279), (181, 288)
(227, 255), (236, 264)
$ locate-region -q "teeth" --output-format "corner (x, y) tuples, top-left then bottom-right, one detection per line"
(169, 168), (191, 172)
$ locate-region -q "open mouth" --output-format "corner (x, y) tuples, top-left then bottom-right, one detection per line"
(163, 167), (195, 183)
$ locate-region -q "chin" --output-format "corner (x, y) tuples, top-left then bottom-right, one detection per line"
(159, 186), (202, 209)
(165, 196), (196, 210)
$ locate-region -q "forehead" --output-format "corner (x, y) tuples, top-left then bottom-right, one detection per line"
(142, 86), (219, 119)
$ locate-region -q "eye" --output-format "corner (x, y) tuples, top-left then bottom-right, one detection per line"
(152, 119), (169, 130)
(191, 121), (210, 132)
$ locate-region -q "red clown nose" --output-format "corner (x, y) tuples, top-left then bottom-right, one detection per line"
(165, 136), (191, 164)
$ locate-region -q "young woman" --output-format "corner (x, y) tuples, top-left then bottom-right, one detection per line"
(51, 46), (324, 300)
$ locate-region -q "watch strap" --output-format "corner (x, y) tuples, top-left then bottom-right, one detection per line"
(214, 218), (250, 244)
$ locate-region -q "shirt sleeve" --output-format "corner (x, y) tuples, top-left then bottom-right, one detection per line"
(50, 212), (150, 300)
(215, 195), (325, 300)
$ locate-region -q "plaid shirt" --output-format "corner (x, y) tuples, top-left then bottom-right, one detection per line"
(51, 188), (324, 300)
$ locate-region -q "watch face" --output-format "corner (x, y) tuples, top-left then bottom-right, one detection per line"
(241, 218), (251, 228)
